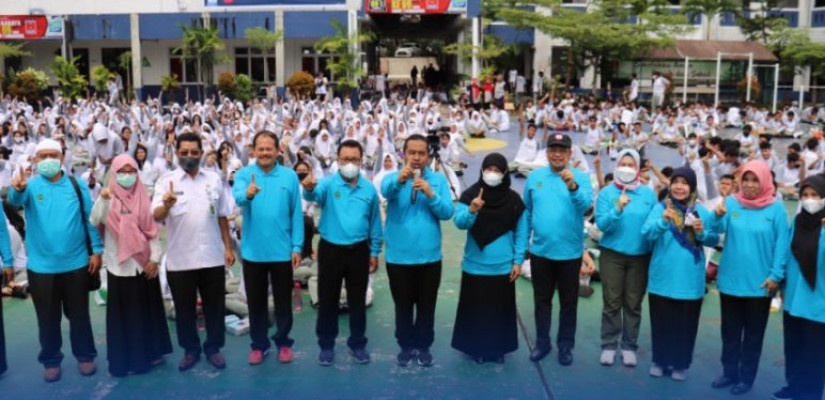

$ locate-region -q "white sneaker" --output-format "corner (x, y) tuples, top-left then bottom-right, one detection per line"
(599, 349), (616, 366)
(621, 350), (637, 367)
(649, 363), (664, 377)
(671, 369), (689, 381)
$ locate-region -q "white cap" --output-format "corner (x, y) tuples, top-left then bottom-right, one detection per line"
(35, 139), (62, 154)
(92, 123), (108, 142)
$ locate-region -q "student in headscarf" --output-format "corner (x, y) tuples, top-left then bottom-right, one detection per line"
(0, 196), (14, 377)
(89, 154), (171, 377)
(711, 160), (789, 395)
(451, 153), (527, 364)
(642, 167), (718, 381)
(373, 152), (398, 205)
(773, 174), (825, 400)
(594, 148), (656, 368)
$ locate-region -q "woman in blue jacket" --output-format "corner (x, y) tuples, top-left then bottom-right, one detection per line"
(642, 167), (718, 381)
(712, 160), (788, 395)
(772, 175), (825, 400)
(595, 148), (656, 367)
(451, 153), (528, 364)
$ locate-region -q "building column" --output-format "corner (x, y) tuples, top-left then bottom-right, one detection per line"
(275, 10), (285, 87)
(471, 17), (480, 78)
(799, 0), (811, 28)
(456, 18), (466, 76)
(348, 9), (359, 71)
(129, 14), (143, 100)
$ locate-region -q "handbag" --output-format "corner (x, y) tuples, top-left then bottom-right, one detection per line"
(68, 176), (100, 291)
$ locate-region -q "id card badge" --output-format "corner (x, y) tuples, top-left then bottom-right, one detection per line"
(210, 203), (216, 216)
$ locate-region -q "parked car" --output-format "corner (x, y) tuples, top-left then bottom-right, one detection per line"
(395, 43), (423, 57)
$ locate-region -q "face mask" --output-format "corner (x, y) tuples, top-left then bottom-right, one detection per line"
(179, 156), (200, 173)
(37, 158), (61, 178)
(116, 173), (137, 189)
(482, 171), (504, 187)
(688, 140), (697, 147)
(614, 166), (638, 184)
(801, 198), (825, 214)
(296, 171), (309, 181)
(339, 163), (360, 180)
(13, 137), (23, 144)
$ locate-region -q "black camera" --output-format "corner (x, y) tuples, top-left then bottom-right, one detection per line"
(426, 126), (451, 158)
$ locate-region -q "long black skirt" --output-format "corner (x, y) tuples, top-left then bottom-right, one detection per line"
(107, 273), (173, 377)
(451, 271), (518, 359)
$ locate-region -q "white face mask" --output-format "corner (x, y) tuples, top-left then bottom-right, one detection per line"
(801, 198), (825, 215)
(482, 171), (504, 187)
(339, 163), (360, 180)
(614, 166), (638, 185)
(688, 140), (697, 147)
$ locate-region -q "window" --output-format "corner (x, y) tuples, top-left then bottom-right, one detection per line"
(169, 49), (200, 83)
(234, 47), (275, 82)
(301, 47), (337, 80)
(817, 0), (825, 7)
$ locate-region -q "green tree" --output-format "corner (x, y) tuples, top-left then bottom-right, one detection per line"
(682, 0), (740, 40)
(498, 0), (685, 88)
(175, 23), (230, 101)
(444, 34), (509, 74)
(244, 26), (283, 53)
(769, 27), (825, 99)
(118, 51), (134, 101)
(91, 65), (115, 95)
(50, 56), (88, 100)
(235, 73), (255, 103)
(737, 0), (788, 44)
(314, 19), (374, 96)
(0, 43), (31, 96)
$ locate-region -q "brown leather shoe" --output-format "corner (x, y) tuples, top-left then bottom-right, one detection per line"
(178, 354), (200, 372)
(206, 352), (226, 369)
(78, 361), (97, 376)
(43, 367), (62, 383)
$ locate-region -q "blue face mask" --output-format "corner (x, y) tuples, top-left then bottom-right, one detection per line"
(37, 158), (61, 178)
(116, 173), (137, 189)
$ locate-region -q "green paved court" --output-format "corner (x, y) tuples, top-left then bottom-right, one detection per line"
(0, 219), (786, 400)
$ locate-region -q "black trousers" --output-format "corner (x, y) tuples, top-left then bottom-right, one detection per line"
(648, 293), (702, 370)
(316, 239), (369, 351)
(719, 293), (771, 385)
(167, 266), (226, 357)
(242, 260), (294, 351)
(530, 254), (581, 350)
(28, 267), (97, 367)
(783, 312), (825, 400)
(386, 261), (442, 351)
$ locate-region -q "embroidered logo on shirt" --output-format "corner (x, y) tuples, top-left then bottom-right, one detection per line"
(334, 191), (341, 199)
(36, 194), (44, 201)
(536, 181), (543, 188)
(732, 211), (740, 219)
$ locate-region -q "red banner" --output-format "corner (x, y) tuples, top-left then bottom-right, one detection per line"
(0, 15), (64, 40)
(365, 0), (467, 14)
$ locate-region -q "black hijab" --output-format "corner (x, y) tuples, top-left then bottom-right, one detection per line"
(459, 153), (526, 250)
(792, 174), (825, 289)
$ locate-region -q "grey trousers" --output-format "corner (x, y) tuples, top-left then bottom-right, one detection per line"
(599, 247), (650, 351)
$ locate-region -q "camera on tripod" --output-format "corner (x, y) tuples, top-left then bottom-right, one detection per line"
(426, 126), (451, 158)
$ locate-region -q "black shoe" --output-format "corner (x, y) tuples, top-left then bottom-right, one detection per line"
(558, 348), (573, 366)
(395, 349), (415, 367)
(730, 383), (752, 395)
(396, 349), (415, 367)
(771, 387), (793, 400)
(350, 348), (371, 364)
(417, 350), (434, 367)
(711, 376), (737, 389)
(318, 349), (334, 366)
(529, 347), (550, 362)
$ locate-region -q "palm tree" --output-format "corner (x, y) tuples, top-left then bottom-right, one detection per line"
(682, 0), (740, 40)
(175, 23), (229, 101)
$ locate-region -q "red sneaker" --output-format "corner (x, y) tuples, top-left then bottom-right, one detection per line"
(248, 349), (268, 366)
(278, 347), (293, 364)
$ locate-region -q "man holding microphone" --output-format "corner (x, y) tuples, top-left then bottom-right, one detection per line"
(381, 134), (454, 367)
(232, 131), (303, 366)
